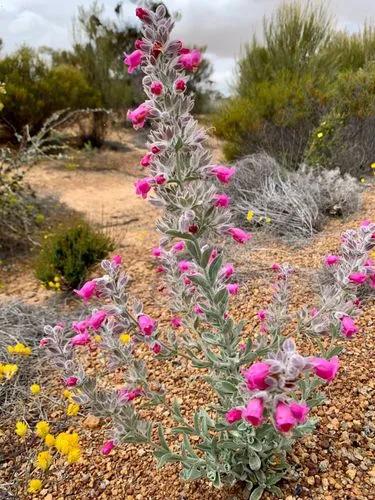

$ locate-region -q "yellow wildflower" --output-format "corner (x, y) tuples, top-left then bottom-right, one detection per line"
(119, 333), (131, 344)
(27, 479), (42, 494)
(66, 403), (80, 417)
(15, 421), (28, 437)
(94, 335), (102, 343)
(371, 162), (375, 169)
(317, 131), (323, 138)
(30, 383), (41, 395)
(370, 249), (375, 260)
(35, 450), (53, 471)
(246, 210), (254, 222)
(35, 420), (50, 438)
(0, 363), (18, 380)
(55, 432), (80, 455)
(7, 342), (31, 356)
(54, 275), (60, 282)
(63, 389), (73, 399)
(67, 447), (81, 464)
(265, 216), (272, 224)
(360, 178), (365, 183)
(44, 433), (55, 447)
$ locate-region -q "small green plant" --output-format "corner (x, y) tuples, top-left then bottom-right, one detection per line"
(34, 220), (114, 290)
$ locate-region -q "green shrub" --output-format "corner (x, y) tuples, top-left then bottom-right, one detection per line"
(34, 220), (114, 290)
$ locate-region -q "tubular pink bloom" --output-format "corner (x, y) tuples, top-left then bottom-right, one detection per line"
(101, 440), (115, 455)
(135, 178), (152, 198)
(70, 331), (91, 346)
(74, 280), (97, 302)
(210, 165), (236, 184)
(155, 265), (165, 273)
(239, 342), (246, 351)
(174, 78), (187, 92)
(151, 145), (161, 154)
(72, 319), (89, 333)
(183, 276), (192, 286)
(178, 260), (191, 273)
(112, 255), (122, 266)
(170, 316), (182, 329)
(221, 263), (234, 279)
(39, 338), (49, 347)
(340, 316), (359, 338)
(138, 314), (156, 336)
(227, 283), (239, 295)
(88, 310), (107, 330)
(172, 241), (185, 253)
(178, 49), (202, 71)
(271, 263), (281, 272)
(123, 49), (143, 74)
(188, 223), (199, 234)
(360, 219), (371, 227)
(225, 407), (243, 424)
(365, 258), (374, 267)
(213, 193), (231, 207)
(289, 402), (310, 424)
(369, 274), (375, 288)
(310, 307), (319, 317)
(150, 81), (163, 96)
(209, 248), (218, 263)
(134, 39), (146, 50)
(274, 402), (297, 433)
(227, 227), (252, 244)
(65, 376), (78, 387)
(242, 398), (264, 427)
(152, 342), (162, 354)
(118, 387), (143, 402)
(193, 304), (203, 315)
(244, 362), (270, 391)
(140, 153), (153, 167)
(154, 174), (166, 185)
(127, 103), (151, 129)
(151, 247), (162, 258)
(257, 309), (267, 321)
(135, 7), (150, 21)
(348, 272), (367, 285)
(310, 356), (340, 382)
(325, 254), (340, 266)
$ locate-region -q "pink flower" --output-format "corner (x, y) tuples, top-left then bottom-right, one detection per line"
(154, 174), (166, 185)
(239, 342), (246, 351)
(179, 49), (202, 71)
(178, 260), (191, 273)
(193, 304), (203, 315)
(271, 263), (281, 272)
(242, 398), (264, 426)
(174, 78), (187, 92)
(72, 319), (89, 333)
(74, 280), (97, 302)
(226, 283), (239, 295)
(188, 224), (198, 234)
(369, 274), (375, 288)
(257, 309), (267, 321)
(213, 193), (231, 207)
(112, 255), (122, 266)
(127, 103), (151, 129)
(172, 241), (185, 253)
(365, 258), (374, 267)
(118, 387), (143, 402)
(134, 39), (145, 50)
(138, 314), (156, 336)
(151, 247), (162, 258)
(152, 342), (162, 354)
(209, 248), (218, 263)
(310, 356), (339, 382)
(65, 376), (78, 387)
(325, 254), (340, 266)
(101, 440), (115, 455)
(39, 338), (49, 347)
(135, 178), (152, 198)
(123, 49), (143, 74)
(155, 265), (165, 273)
(289, 402), (309, 424)
(171, 316), (182, 329)
(135, 7), (150, 21)
(150, 81), (163, 95)
(88, 310), (107, 330)
(151, 145), (161, 154)
(225, 407), (243, 424)
(340, 316), (359, 338)
(244, 362), (270, 391)
(210, 165), (236, 184)
(140, 153), (153, 167)
(310, 307), (319, 318)
(70, 331), (91, 346)
(221, 263), (234, 279)
(227, 227), (252, 244)
(274, 402), (297, 433)
(360, 219), (371, 227)
(348, 272), (367, 285)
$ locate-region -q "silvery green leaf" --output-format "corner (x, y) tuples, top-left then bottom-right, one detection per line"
(250, 486), (264, 500)
(248, 453), (261, 471)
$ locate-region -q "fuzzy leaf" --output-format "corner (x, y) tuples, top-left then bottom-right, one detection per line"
(250, 486), (264, 500)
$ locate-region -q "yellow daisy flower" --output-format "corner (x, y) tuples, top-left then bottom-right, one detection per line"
(66, 403), (80, 417)
(30, 383), (41, 395)
(27, 479), (42, 493)
(35, 450), (53, 471)
(15, 421), (28, 438)
(35, 420), (50, 438)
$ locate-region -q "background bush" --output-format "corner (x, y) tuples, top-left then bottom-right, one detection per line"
(34, 220), (114, 289)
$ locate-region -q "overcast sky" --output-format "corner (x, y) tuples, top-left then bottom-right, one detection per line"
(0, 0), (374, 94)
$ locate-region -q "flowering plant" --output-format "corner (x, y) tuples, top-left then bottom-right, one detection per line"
(41, 5), (375, 498)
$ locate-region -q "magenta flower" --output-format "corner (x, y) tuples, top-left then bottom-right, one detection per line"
(274, 402), (297, 433)
(227, 227), (252, 244)
(226, 283), (239, 295)
(127, 103), (151, 129)
(170, 316), (182, 329)
(174, 78), (187, 92)
(154, 174), (166, 185)
(39, 338), (49, 347)
(135, 7), (150, 21)
(178, 260), (191, 273)
(101, 440), (115, 456)
(242, 398), (264, 427)
(271, 263), (281, 272)
(310, 307), (319, 317)
(225, 407), (243, 424)
(64, 376), (78, 387)
(340, 316), (359, 338)
(310, 356), (339, 382)
(151, 247), (162, 258)
(151, 145), (161, 154)
(257, 309), (267, 321)
(348, 272), (367, 285)
(289, 401), (309, 424)
(135, 178), (152, 198)
(123, 49), (143, 74)
(152, 342), (162, 354)
(210, 165), (236, 184)
(70, 331), (91, 346)
(74, 280), (97, 302)
(244, 362), (270, 391)
(150, 81), (163, 95)
(369, 274), (375, 288)
(172, 241), (185, 253)
(324, 254), (340, 266)
(112, 255), (122, 266)
(134, 39), (145, 50)
(221, 263), (234, 279)
(72, 319), (89, 333)
(193, 304), (203, 315)
(140, 153), (153, 167)
(88, 310), (107, 330)
(138, 314), (156, 336)
(118, 387), (143, 403)
(213, 193), (231, 207)
(178, 49), (202, 71)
